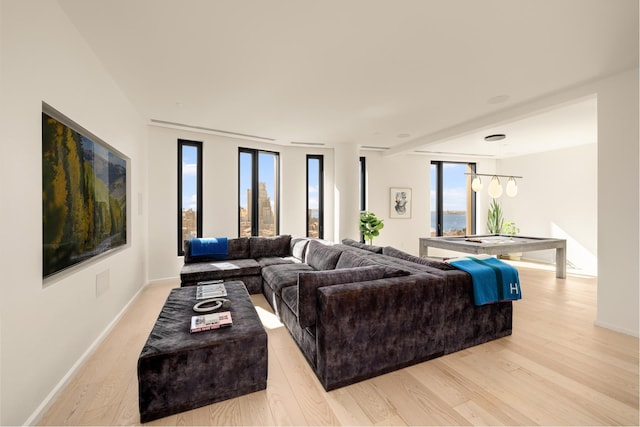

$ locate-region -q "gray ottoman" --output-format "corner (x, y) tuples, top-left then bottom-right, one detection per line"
(137, 281), (267, 423)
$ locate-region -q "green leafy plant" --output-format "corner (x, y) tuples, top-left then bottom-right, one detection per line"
(503, 221), (520, 236)
(487, 199), (504, 234)
(359, 210), (384, 244)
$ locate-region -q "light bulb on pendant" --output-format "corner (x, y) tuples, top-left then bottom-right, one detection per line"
(506, 177), (518, 197)
(471, 175), (482, 192)
(487, 176), (503, 198)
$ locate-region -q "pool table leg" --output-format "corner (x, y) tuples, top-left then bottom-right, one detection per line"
(556, 246), (567, 279)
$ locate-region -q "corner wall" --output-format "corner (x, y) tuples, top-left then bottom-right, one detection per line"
(596, 69), (639, 335)
(0, 1), (148, 424)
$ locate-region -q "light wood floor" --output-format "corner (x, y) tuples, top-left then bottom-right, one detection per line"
(38, 265), (639, 426)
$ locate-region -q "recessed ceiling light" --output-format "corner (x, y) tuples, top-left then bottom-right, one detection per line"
(485, 134), (506, 142)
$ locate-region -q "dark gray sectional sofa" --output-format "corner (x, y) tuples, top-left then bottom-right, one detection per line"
(180, 235), (513, 391)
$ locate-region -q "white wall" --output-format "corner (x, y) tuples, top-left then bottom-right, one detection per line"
(147, 125), (335, 282)
(595, 69), (639, 336)
(0, 1), (148, 425)
(361, 152), (430, 253)
(498, 144), (598, 274)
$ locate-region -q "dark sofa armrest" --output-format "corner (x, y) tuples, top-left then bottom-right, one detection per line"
(314, 274), (445, 390)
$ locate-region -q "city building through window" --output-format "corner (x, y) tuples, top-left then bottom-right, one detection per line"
(178, 139), (202, 255)
(307, 155), (324, 238)
(239, 148), (279, 237)
(430, 161), (477, 237)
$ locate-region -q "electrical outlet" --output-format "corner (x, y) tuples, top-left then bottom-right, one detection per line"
(96, 269), (110, 297)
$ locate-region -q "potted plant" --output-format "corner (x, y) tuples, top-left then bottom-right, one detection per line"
(502, 221), (522, 260)
(503, 221), (520, 238)
(487, 199), (504, 234)
(359, 210), (384, 245)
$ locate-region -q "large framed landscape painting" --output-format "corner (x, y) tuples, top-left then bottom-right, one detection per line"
(42, 105), (128, 278)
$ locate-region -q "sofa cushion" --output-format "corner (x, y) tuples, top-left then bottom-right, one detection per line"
(382, 246), (456, 271)
(180, 258), (261, 283)
(335, 250), (379, 269)
(297, 265), (407, 328)
(227, 237), (250, 259)
(290, 237), (310, 262)
(257, 256), (299, 268)
(341, 238), (383, 254)
(250, 235), (292, 259)
(305, 240), (343, 270)
(261, 263), (314, 296)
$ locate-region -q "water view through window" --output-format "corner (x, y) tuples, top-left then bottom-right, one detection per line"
(430, 162), (476, 236)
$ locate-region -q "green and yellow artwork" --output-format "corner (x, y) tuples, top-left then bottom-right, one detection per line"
(42, 111), (127, 278)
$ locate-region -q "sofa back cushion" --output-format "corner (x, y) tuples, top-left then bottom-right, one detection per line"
(297, 265), (409, 328)
(342, 238), (383, 254)
(305, 240), (343, 271)
(227, 237), (250, 259)
(290, 237), (310, 262)
(335, 250), (379, 269)
(382, 246), (456, 270)
(249, 235), (291, 258)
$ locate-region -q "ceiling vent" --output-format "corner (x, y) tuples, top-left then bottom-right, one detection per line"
(290, 141), (326, 147)
(413, 150), (496, 158)
(360, 145), (390, 151)
(150, 119), (275, 142)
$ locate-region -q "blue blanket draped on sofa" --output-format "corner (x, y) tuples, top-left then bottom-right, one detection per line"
(449, 256), (521, 305)
(190, 237), (228, 259)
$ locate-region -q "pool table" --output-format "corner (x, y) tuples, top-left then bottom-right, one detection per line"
(419, 234), (567, 278)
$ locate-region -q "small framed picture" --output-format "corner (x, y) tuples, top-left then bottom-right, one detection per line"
(390, 187), (411, 219)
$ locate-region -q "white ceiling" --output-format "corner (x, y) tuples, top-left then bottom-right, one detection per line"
(57, 0), (638, 158)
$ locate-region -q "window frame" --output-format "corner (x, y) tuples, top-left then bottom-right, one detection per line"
(177, 139), (203, 256)
(359, 156), (367, 242)
(306, 154), (324, 239)
(430, 161), (477, 237)
(238, 147), (280, 237)
(359, 156), (367, 212)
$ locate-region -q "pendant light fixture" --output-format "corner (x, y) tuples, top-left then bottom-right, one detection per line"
(466, 173), (522, 198)
(471, 175), (483, 192)
(487, 176), (503, 198)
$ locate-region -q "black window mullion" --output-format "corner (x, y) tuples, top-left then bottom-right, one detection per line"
(178, 139), (202, 256)
(251, 151), (259, 236)
(239, 147), (280, 237)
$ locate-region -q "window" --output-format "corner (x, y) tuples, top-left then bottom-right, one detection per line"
(178, 139), (202, 255)
(430, 161), (476, 237)
(239, 148), (279, 237)
(359, 156), (367, 242)
(306, 155), (324, 238)
(359, 156), (366, 211)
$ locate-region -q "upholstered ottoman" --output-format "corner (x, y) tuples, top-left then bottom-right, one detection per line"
(137, 281), (267, 423)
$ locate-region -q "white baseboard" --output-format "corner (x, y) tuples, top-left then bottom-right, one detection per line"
(24, 283), (148, 426)
(594, 320), (639, 337)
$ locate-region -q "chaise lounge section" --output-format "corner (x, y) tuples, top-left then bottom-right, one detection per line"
(179, 235), (513, 390)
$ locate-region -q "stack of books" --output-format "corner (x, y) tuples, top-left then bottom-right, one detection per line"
(190, 281), (233, 333)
